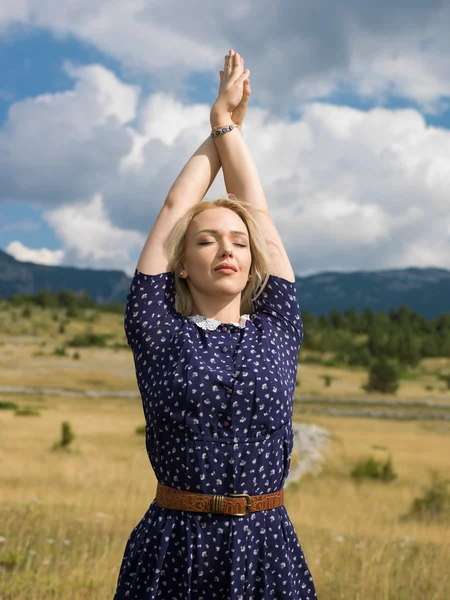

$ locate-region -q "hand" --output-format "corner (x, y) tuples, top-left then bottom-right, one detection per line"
(212, 49), (250, 116)
(219, 64), (251, 129)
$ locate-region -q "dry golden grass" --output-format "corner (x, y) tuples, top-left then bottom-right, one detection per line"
(286, 415), (450, 599)
(1, 396), (449, 599)
(0, 307), (449, 598)
(297, 356), (450, 401)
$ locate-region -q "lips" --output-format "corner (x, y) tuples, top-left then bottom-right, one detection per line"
(214, 263), (237, 272)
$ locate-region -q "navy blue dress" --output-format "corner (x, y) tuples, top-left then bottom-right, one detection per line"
(114, 269), (318, 599)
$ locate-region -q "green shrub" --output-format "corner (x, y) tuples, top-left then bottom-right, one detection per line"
(299, 354), (323, 364)
(15, 407), (40, 417)
(67, 331), (113, 347)
(52, 421), (75, 451)
(404, 471), (450, 521)
(112, 342), (129, 350)
(321, 375), (334, 387)
(351, 455), (397, 482)
(347, 347), (372, 367)
(0, 550), (20, 571)
(365, 358), (399, 394)
(66, 306), (79, 319)
(135, 425), (146, 435)
(0, 401), (19, 410)
(73, 351), (80, 360)
(53, 345), (68, 357)
(438, 373), (450, 389)
(323, 359), (346, 368)
(21, 306), (31, 318)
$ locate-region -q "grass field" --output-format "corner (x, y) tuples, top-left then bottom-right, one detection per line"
(0, 306), (449, 599)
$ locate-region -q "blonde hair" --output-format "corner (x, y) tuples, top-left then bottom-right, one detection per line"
(163, 194), (272, 317)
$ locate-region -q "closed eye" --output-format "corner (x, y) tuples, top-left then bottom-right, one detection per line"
(198, 242), (247, 247)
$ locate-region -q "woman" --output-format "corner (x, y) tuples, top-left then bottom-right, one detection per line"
(114, 49), (318, 599)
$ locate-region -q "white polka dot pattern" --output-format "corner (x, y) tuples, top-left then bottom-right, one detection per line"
(114, 270), (317, 599)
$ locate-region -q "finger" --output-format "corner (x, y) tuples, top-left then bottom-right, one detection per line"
(237, 69), (250, 82)
(232, 51), (241, 74)
(219, 70), (223, 80)
(225, 54), (231, 73)
(235, 52), (243, 75)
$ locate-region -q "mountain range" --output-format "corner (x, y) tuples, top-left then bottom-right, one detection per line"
(0, 249), (449, 318)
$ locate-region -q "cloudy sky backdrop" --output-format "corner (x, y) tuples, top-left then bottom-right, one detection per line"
(1, 0), (449, 277)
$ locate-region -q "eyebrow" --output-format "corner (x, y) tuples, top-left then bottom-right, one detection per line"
(196, 229), (249, 237)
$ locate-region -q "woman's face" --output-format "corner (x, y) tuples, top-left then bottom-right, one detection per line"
(181, 207), (252, 298)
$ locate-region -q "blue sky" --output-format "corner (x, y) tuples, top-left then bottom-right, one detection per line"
(1, 1), (449, 276)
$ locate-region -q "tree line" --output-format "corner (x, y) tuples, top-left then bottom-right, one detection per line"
(3, 290), (450, 365)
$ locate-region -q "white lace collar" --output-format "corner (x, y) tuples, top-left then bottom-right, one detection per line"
(187, 314), (250, 331)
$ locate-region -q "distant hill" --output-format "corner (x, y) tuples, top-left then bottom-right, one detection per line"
(0, 249), (130, 305)
(0, 249), (449, 318)
(298, 267), (450, 319)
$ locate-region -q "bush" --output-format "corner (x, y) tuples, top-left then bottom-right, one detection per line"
(73, 351), (80, 360)
(135, 425), (146, 435)
(0, 550), (20, 571)
(365, 358), (399, 394)
(66, 306), (79, 319)
(321, 375), (334, 387)
(0, 401), (19, 411)
(438, 373), (450, 389)
(53, 345), (68, 357)
(68, 331), (113, 347)
(351, 455), (397, 482)
(404, 471), (450, 521)
(299, 353), (324, 365)
(52, 421), (75, 451)
(347, 347), (372, 367)
(15, 407), (40, 417)
(21, 306), (31, 318)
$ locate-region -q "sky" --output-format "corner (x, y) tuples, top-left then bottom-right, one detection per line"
(0, 0), (450, 278)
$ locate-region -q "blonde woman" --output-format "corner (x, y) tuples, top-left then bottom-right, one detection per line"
(114, 49), (318, 599)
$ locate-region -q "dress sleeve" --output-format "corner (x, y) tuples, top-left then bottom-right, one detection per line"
(123, 269), (179, 349)
(252, 274), (304, 346)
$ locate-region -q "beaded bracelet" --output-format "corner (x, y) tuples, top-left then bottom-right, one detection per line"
(211, 122), (240, 131)
(210, 123), (241, 139)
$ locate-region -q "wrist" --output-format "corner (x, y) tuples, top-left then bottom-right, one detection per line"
(210, 103), (232, 129)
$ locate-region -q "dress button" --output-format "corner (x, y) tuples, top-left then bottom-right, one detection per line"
(225, 387), (232, 395)
(223, 420), (230, 427)
(221, 326), (228, 332)
(226, 367), (232, 371)
(221, 346), (228, 353)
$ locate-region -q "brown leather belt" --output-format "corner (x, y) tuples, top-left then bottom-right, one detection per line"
(155, 482), (284, 517)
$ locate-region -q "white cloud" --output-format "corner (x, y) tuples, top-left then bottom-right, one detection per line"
(1, 0), (450, 112)
(1, 65), (450, 275)
(6, 240), (65, 265)
(45, 193), (145, 274)
(0, 63), (137, 204)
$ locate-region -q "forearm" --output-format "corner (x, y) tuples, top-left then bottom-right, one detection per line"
(210, 107), (270, 214)
(165, 134), (221, 209)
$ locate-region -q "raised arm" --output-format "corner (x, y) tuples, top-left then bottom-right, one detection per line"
(136, 135), (221, 275)
(211, 50), (296, 283)
(136, 67), (251, 277)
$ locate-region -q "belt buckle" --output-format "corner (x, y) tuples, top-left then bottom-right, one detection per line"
(228, 493), (252, 516)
